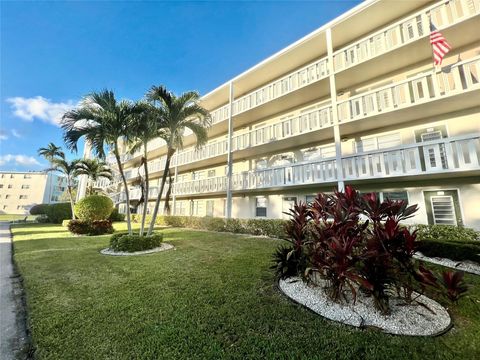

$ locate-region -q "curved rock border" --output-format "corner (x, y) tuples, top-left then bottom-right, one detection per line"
(414, 252), (480, 275)
(279, 277), (452, 336)
(100, 243), (174, 256)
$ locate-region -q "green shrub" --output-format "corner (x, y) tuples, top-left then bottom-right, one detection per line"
(417, 240), (480, 263)
(62, 219), (71, 227)
(200, 217), (226, 232)
(68, 220), (114, 236)
(109, 208), (125, 222)
(413, 224), (479, 243)
(109, 232), (163, 252)
(29, 203), (49, 215)
(164, 216), (186, 228)
(45, 203), (72, 224)
(74, 195), (113, 221)
(131, 214), (166, 226)
(225, 218), (244, 233)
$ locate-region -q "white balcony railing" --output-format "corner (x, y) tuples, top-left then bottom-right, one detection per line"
(232, 57), (329, 116)
(333, 0), (480, 72)
(171, 134), (480, 196)
(337, 56), (480, 123)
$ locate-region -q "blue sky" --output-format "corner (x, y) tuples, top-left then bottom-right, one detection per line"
(0, 0), (360, 171)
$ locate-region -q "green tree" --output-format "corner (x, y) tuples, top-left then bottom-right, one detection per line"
(128, 102), (159, 235)
(75, 158), (113, 195)
(146, 85), (211, 235)
(48, 157), (80, 220)
(38, 142), (65, 162)
(61, 90), (138, 234)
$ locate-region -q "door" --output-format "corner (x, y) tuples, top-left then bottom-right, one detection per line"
(424, 190), (463, 226)
(282, 197), (297, 219)
(420, 130), (448, 171)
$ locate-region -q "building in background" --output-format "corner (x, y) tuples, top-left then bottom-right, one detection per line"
(0, 171), (67, 214)
(94, 0), (480, 229)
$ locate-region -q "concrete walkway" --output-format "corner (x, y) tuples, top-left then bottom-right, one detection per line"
(0, 221), (25, 359)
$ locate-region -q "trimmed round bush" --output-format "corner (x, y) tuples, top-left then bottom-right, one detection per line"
(45, 203), (72, 224)
(110, 232), (163, 252)
(29, 203), (49, 215)
(74, 195), (113, 221)
(68, 219), (114, 236)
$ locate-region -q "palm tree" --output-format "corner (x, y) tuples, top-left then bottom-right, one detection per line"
(146, 85), (211, 235)
(127, 102), (158, 235)
(38, 142), (65, 162)
(61, 90), (138, 234)
(38, 143), (65, 202)
(48, 157), (80, 220)
(75, 158), (113, 195)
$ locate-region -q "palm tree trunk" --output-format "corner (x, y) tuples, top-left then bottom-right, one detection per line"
(140, 146), (149, 236)
(114, 143), (132, 234)
(67, 181), (75, 220)
(147, 148), (174, 235)
(163, 170), (172, 215)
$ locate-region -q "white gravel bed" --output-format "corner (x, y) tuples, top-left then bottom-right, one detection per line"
(414, 252), (480, 275)
(279, 277), (451, 336)
(100, 243), (174, 256)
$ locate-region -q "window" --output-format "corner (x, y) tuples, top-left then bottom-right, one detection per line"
(206, 200), (214, 217)
(10, 174), (14, 178)
(382, 191), (408, 204)
(190, 200), (204, 216)
(0, 184), (3, 188)
(431, 196), (457, 225)
(3, 205), (7, 210)
(24, 174), (31, 179)
(207, 170), (216, 178)
(306, 195), (316, 205)
(19, 195), (28, 199)
(5, 195), (10, 199)
(355, 132), (401, 153)
(8, 184), (13, 189)
(21, 185), (30, 189)
(17, 205), (23, 210)
(255, 196), (267, 217)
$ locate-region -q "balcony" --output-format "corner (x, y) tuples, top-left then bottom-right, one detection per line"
(172, 134), (480, 196)
(333, 0), (479, 73)
(337, 56), (480, 135)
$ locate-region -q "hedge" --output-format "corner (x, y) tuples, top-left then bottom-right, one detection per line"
(68, 220), (114, 236)
(109, 232), (163, 252)
(417, 240), (480, 263)
(413, 224), (479, 243)
(130, 214), (288, 239)
(44, 203), (72, 224)
(109, 208), (125, 222)
(410, 224), (480, 263)
(29, 203), (49, 215)
(75, 195), (113, 221)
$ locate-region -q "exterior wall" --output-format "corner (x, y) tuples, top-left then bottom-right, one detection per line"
(0, 172), (67, 214)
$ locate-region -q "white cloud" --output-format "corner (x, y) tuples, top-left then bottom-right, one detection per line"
(0, 130), (7, 141)
(11, 129), (22, 138)
(0, 154), (42, 167)
(6, 96), (77, 126)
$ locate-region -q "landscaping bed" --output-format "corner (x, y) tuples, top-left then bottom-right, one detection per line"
(10, 223), (480, 359)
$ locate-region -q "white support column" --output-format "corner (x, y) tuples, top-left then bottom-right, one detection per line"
(326, 28), (345, 191)
(76, 140), (92, 201)
(172, 165), (178, 215)
(226, 81), (234, 218)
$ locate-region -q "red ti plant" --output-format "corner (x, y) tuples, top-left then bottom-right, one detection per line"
(441, 271), (468, 303)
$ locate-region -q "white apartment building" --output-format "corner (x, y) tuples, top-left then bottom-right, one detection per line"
(0, 171), (67, 214)
(98, 0), (480, 229)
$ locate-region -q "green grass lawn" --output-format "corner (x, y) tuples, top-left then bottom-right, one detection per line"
(12, 223), (480, 359)
(0, 214), (36, 222)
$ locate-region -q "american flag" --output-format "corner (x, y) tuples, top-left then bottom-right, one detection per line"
(430, 22), (451, 66)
